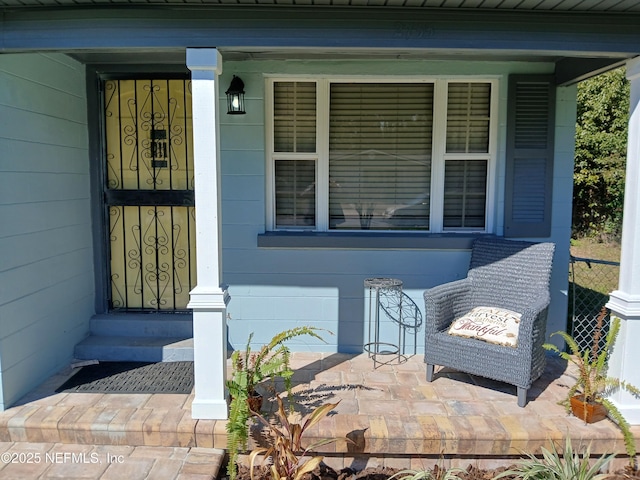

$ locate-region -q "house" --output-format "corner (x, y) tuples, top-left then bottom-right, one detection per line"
(0, 1), (639, 423)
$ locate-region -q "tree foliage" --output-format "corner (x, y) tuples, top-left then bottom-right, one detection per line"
(573, 67), (628, 240)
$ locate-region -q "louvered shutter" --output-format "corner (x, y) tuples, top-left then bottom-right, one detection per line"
(328, 83), (433, 230)
(504, 75), (555, 238)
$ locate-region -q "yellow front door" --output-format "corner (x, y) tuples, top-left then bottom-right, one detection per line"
(103, 78), (196, 310)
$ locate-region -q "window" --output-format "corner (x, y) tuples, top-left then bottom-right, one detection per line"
(329, 83), (433, 230)
(443, 82), (492, 229)
(267, 78), (497, 233)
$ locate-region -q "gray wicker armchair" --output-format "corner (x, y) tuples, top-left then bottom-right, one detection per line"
(423, 237), (555, 407)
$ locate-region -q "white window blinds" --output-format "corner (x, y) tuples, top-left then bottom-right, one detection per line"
(275, 159), (316, 229)
(443, 82), (491, 230)
(273, 81), (318, 228)
(446, 83), (491, 154)
(444, 160), (487, 229)
(328, 83), (434, 230)
(268, 78), (495, 233)
(274, 82), (317, 153)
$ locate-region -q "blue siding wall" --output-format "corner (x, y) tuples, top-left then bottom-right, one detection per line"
(219, 59), (573, 354)
(0, 53), (93, 410)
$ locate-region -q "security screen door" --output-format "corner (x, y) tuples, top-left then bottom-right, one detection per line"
(103, 78), (196, 310)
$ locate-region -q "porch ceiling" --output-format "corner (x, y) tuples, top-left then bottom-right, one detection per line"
(3, 0), (636, 85)
(2, 0), (640, 11)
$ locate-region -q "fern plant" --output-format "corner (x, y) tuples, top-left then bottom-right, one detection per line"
(225, 326), (329, 480)
(543, 307), (640, 467)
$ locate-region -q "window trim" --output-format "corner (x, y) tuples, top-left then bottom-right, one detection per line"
(265, 75), (499, 234)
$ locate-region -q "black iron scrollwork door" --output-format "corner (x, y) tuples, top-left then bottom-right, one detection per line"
(103, 78), (196, 310)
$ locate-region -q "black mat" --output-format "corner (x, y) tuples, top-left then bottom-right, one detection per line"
(56, 361), (194, 394)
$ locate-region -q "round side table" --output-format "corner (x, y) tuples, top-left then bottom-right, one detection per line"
(363, 277), (403, 368)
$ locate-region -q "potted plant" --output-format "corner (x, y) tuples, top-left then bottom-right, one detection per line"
(226, 326), (329, 480)
(543, 307), (640, 467)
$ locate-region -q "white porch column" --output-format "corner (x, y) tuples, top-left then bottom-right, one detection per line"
(186, 48), (229, 420)
(606, 56), (640, 425)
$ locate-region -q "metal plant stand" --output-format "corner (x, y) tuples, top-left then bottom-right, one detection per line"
(364, 277), (422, 368)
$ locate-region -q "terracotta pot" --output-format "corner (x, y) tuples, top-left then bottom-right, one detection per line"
(229, 391), (264, 415)
(247, 391), (263, 413)
(570, 395), (607, 423)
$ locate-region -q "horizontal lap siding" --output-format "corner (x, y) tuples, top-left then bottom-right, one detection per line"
(0, 53), (93, 410)
(214, 64), (457, 353)
(219, 59), (573, 354)
(224, 257), (470, 353)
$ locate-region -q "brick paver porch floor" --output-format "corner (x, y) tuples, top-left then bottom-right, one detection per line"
(0, 352), (638, 479)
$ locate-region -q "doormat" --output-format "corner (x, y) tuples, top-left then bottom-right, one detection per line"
(56, 361), (194, 394)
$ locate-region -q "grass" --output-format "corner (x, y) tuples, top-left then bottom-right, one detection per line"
(570, 237), (621, 264)
(570, 237), (621, 296)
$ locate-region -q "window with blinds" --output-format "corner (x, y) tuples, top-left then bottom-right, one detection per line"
(275, 159), (316, 228)
(274, 82), (316, 153)
(444, 160), (487, 228)
(443, 82), (491, 230)
(267, 78), (495, 233)
(446, 83), (491, 153)
(328, 83), (433, 230)
(273, 81), (318, 228)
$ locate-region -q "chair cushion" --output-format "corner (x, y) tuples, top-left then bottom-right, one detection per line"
(447, 306), (521, 347)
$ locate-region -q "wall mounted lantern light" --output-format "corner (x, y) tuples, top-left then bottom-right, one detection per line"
(225, 75), (246, 115)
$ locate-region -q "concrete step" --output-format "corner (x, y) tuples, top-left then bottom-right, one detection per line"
(74, 313), (194, 362)
(74, 336), (194, 362)
(89, 313), (193, 338)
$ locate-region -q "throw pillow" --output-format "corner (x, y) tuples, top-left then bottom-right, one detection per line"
(447, 306), (521, 347)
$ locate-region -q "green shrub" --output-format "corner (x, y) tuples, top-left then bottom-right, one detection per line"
(493, 436), (613, 480)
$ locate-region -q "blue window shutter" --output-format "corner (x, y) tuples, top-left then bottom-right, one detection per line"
(504, 75), (556, 238)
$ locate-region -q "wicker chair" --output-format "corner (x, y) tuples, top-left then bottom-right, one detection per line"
(423, 237), (555, 407)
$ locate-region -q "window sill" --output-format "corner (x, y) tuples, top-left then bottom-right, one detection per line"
(257, 231), (487, 249)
